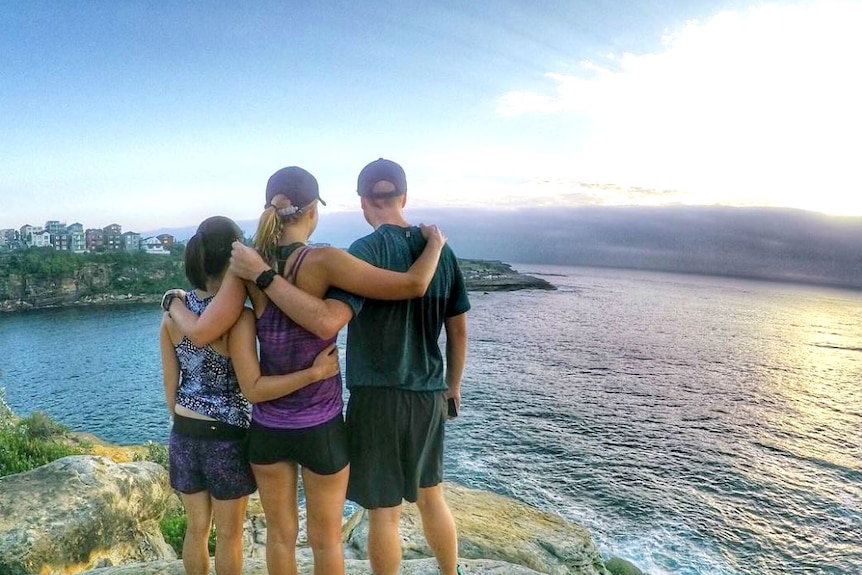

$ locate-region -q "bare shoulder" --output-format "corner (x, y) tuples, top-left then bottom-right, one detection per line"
(306, 245), (348, 264)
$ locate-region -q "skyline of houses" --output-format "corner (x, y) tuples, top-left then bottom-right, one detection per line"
(0, 221), (175, 255)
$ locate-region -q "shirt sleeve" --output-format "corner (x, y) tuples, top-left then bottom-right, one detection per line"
(325, 286), (364, 317)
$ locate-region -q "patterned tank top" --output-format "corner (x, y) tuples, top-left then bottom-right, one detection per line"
(253, 246), (343, 429)
(174, 290), (251, 428)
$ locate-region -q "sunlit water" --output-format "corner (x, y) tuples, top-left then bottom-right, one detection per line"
(1, 265), (860, 575)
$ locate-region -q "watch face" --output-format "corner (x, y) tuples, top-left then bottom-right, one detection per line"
(256, 269), (276, 289)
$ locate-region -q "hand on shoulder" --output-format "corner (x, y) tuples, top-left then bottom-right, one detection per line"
(418, 223), (446, 247)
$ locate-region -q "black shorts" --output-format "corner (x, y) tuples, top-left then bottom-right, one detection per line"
(247, 413), (348, 476)
(169, 415), (256, 500)
(345, 387), (446, 509)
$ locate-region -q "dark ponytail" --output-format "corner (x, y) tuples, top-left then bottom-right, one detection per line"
(184, 216), (243, 290)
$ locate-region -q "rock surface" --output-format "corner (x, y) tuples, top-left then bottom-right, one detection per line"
(1, 456), (631, 575)
(345, 483), (610, 575)
(79, 556), (546, 574)
(0, 455), (175, 575)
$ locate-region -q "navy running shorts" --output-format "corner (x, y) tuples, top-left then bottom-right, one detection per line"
(345, 387), (446, 508)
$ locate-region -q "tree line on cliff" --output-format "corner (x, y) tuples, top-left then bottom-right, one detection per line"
(0, 247), (187, 309)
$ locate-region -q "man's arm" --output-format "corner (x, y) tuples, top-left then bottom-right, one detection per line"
(229, 241), (354, 339)
(443, 312), (468, 415)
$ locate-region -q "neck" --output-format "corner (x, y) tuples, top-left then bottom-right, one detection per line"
(367, 209), (409, 230)
(200, 277), (222, 297)
(278, 227), (308, 245)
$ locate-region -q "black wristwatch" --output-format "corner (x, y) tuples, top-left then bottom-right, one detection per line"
(255, 268), (277, 290)
(161, 291), (178, 312)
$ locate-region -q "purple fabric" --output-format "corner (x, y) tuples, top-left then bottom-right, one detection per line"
(254, 299), (342, 430)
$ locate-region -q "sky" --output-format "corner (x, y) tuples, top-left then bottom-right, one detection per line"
(2, 0), (861, 234)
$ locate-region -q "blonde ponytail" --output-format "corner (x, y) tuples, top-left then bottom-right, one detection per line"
(253, 200), (315, 265)
(254, 206), (283, 266)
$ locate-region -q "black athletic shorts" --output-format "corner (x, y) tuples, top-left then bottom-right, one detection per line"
(247, 412), (348, 476)
(345, 387), (446, 508)
(169, 414), (256, 500)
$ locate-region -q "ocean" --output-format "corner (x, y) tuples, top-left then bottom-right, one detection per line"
(1, 264), (859, 575)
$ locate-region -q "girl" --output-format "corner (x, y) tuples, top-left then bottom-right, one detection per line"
(160, 215), (340, 575)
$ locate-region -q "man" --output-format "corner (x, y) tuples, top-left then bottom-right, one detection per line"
(329, 158), (470, 575)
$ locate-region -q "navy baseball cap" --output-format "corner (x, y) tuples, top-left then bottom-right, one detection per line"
(265, 166), (326, 209)
(357, 158), (407, 198)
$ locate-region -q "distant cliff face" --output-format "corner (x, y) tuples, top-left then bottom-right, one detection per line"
(0, 249), (185, 311)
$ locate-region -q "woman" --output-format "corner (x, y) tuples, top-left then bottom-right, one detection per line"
(166, 166), (445, 575)
(160, 215), (340, 575)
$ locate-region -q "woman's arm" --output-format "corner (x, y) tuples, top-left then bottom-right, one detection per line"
(166, 272), (247, 347)
(320, 224), (446, 300)
(227, 308), (341, 404)
(230, 241), (356, 339)
(159, 315), (180, 418)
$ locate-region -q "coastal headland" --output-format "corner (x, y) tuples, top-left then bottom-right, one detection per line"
(0, 249), (553, 313)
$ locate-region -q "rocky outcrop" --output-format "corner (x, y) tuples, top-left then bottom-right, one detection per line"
(0, 250), (184, 312)
(80, 556), (547, 574)
(346, 483), (609, 575)
(0, 456), (175, 575)
(460, 259), (555, 291)
(1, 455), (630, 575)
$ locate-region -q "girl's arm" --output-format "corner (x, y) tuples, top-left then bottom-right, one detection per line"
(226, 225), (444, 340)
(159, 316), (179, 418)
(320, 224), (446, 300)
(227, 308), (341, 404)
(229, 241), (361, 339)
(166, 272), (247, 347)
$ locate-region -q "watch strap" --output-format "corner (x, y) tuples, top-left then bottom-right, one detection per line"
(255, 268), (277, 290)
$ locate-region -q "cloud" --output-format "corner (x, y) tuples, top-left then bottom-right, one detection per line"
(495, 1), (862, 216)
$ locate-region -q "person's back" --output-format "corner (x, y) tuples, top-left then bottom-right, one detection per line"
(343, 224), (465, 392)
(174, 290), (250, 428)
(332, 158), (470, 575)
(254, 246), (341, 430)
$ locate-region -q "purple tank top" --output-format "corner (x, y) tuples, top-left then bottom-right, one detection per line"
(253, 246), (343, 429)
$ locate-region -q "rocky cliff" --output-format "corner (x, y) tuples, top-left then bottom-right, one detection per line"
(0, 250), (551, 312)
(0, 249), (185, 312)
(0, 454), (645, 575)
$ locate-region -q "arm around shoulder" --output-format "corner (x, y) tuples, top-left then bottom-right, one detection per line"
(228, 308), (341, 403)
(168, 272), (247, 346)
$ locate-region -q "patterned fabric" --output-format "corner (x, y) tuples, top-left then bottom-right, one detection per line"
(169, 425), (256, 499)
(174, 290), (251, 428)
(254, 246), (343, 429)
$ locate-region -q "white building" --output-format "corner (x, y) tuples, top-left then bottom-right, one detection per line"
(142, 236), (169, 255)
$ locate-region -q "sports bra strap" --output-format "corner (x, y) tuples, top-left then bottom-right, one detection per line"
(286, 246), (312, 284)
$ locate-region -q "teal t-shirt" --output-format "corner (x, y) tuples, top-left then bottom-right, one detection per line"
(327, 224), (470, 392)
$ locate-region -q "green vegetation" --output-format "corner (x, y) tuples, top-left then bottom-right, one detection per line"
(0, 389), (216, 558)
(134, 440), (170, 469)
(160, 507), (217, 557)
(0, 398), (84, 477)
(0, 247), (187, 306)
